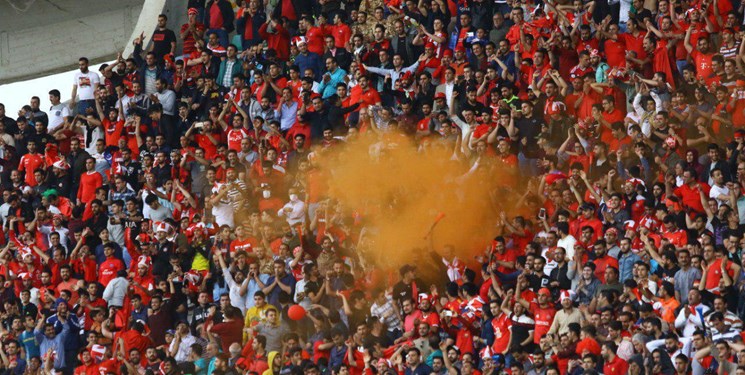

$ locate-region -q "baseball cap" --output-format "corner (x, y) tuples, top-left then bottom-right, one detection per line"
(538, 287), (551, 296)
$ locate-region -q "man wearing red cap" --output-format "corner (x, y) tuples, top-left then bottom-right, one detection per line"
(516, 279), (555, 345)
(548, 290), (582, 335)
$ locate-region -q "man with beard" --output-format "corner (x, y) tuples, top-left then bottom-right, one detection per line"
(517, 282), (556, 345)
(601, 342), (628, 375)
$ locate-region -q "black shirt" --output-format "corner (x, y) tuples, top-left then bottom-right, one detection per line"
(515, 115), (544, 158)
(392, 278), (424, 305)
(151, 28), (177, 60)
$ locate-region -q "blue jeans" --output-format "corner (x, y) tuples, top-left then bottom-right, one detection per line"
(207, 28), (229, 47)
(676, 60), (688, 75)
(76, 99), (95, 116)
(518, 152), (539, 177)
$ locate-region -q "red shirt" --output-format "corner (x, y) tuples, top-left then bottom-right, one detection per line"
(705, 258), (736, 290)
(18, 153), (44, 187)
(118, 329), (154, 354)
(209, 1), (224, 29)
(77, 171), (103, 204)
(603, 356), (628, 375)
(673, 183), (710, 213)
(227, 128), (249, 152)
(330, 24), (352, 48)
(195, 133), (218, 159)
(230, 238), (256, 254)
(491, 313), (512, 353)
(661, 228), (688, 248)
(74, 363), (99, 375)
(492, 250), (517, 274)
(103, 119), (125, 147)
(604, 37), (627, 69)
(180, 22), (206, 55)
(600, 109), (625, 144)
(594, 255), (619, 282)
(621, 31), (647, 60)
(306, 26), (326, 56)
(349, 86), (381, 108)
(99, 257), (124, 287)
(692, 50), (715, 80)
(530, 303), (556, 344)
(210, 318), (244, 353)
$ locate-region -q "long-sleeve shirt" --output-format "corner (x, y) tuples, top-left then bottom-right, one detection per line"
(277, 200), (306, 226)
(294, 52), (323, 81)
(674, 303), (710, 337)
(154, 89), (177, 115)
(364, 62), (420, 88)
(316, 67), (348, 98)
(169, 334), (196, 362)
(547, 307), (583, 335)
(618, 251), (641, 283)
(77, 171), (103, 204)
(222, 267), (249, 314)
(35, 320), (70, 369)
(275, 101), (298, 131)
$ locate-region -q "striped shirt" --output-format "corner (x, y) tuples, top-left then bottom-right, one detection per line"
(720, 42), (740, 59)
(371, 296), (402, 332)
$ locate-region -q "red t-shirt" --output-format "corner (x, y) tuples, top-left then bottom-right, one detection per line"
(306, 26), (326, 56)
(603, 356), (629, 375)
(99, 257), (125, 287)
(103, 119), (125, 147)
(673, 183), (711, 213)
(349, 86), (381, 108)
(621, 32), (647, 60)
(230, 238), (256, 254)
(209, 1), (223, 29)
(530, 303), (556, 344)
(691, 50), (715, 80)
(594, 255), (619, 282)
(705, 258), (736, 289)
(227, 128), (248, 152)
(604, 38), (627, 69)
(78, 171), (103, 204)
(195, 134), (218, 159)
(491, 313), (512, 353)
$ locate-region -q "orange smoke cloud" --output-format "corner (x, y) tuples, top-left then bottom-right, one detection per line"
(316, 133), (519, 272)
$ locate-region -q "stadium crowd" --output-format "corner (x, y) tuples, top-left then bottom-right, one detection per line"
(6, 0), (745, 374)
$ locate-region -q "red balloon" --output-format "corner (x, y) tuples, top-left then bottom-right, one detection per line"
(288, 305), (306, 321)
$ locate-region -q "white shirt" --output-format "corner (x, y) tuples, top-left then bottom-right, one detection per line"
(73, 71), (100, 101)
(675, 303), (710, 337)
(222, 267), (249, 314)
(48, 103), (70, 132)
(278, 199), (306, 226)
(169, 333), (196, 362)
(154, 89), (177, 115)
(710, 184), (730, 207)
(557, 234), (577, 260)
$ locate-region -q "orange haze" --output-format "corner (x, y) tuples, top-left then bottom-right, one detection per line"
(316, 133), (519, 272)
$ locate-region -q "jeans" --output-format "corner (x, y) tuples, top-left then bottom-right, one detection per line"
(676, 60), (688, 75)
(207, 28), (229, 47)
(518, 152), (539, 177)
(76, 99), (95, 116)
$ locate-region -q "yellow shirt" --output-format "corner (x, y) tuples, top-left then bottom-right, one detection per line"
(244, 304), (272, 342)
